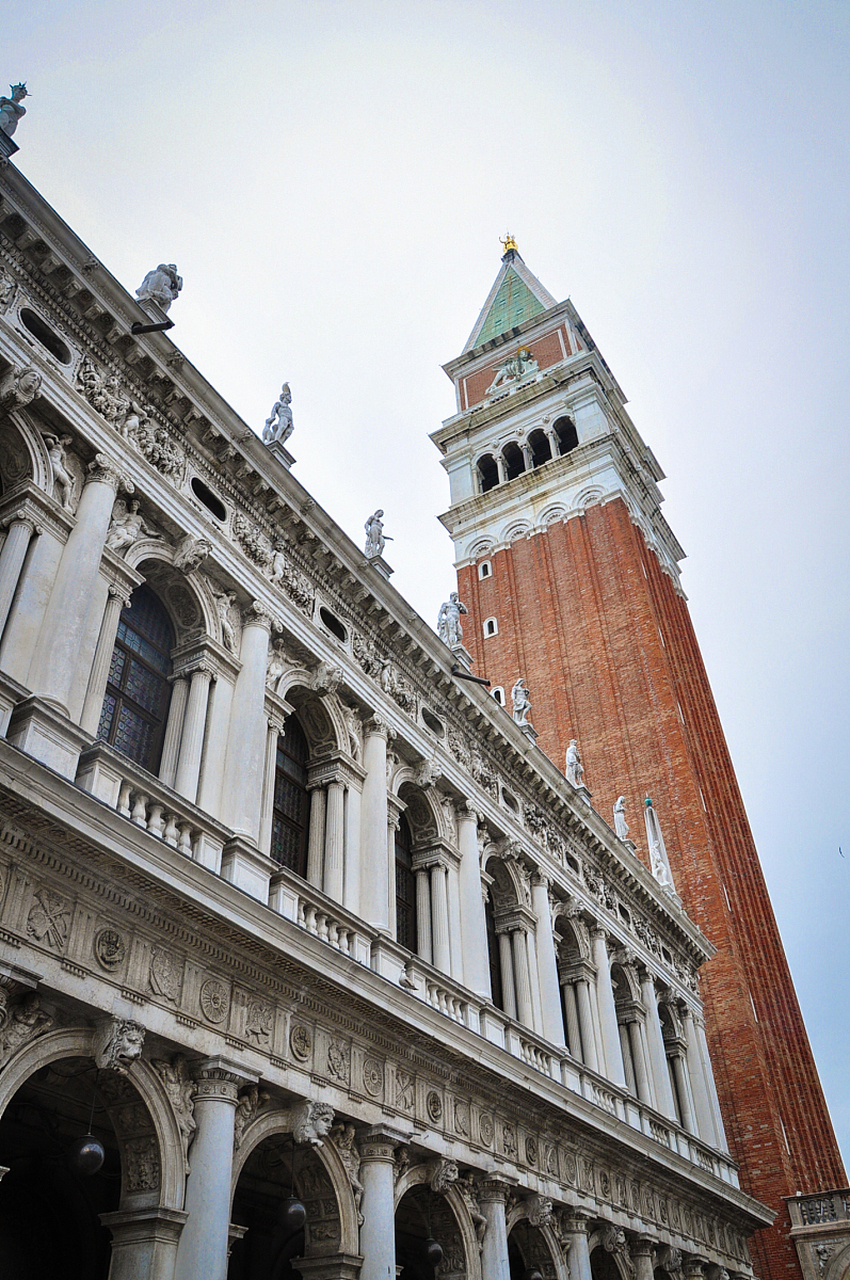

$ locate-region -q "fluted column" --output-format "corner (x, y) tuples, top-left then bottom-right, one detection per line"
(359, 1129), (403, 1280)
(627, 1017), (653, 1105)
(323, 778), (345, 902)
(631, 1237), (655, 1280)
(560, 1214), (592, 1280)
(29, 457), (130, 714)
(158, 675), (189, 788)
(640, 970), (677, 1120)
(306, 786), (326, 887)
(562, 981), (582, 1058)
(259, 713), (287, 857)
(174, 666), (212, 803)
(360, 718), (389, 932)
(0, 514), (37, 639)
(174, 1060), (255, 1280)
(575, 977), (599, 1072)
(497, 930), (517, 1019)
(458, 806), (489, 997)
(592, 927), (626, 1085)
(221, 604), (274, 842)
(478, 1179), (511, 1280)
(531, 873), (564, 1045)
(80, 583), (130, 735)
(343, 781), (362, 915)
(431, 863), (451, 974)
(670, 1048), (696, 1133)
(446, 857), (463, 983)
(415, 867), (432, 963)
(512, 928), (534, 1028)
(693, 1011), (727, 1148)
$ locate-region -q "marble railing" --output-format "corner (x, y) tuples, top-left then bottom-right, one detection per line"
(268, 864), (374, 968)
(788, 1191), (850, 1228)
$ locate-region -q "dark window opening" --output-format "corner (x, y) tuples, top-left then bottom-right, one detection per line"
(528, 428), (553, 467)
(271, 716), (311, 876)
(553, 416), (579, 455)
(395, 815), (417, 951)
(20, 308), (72, 364)
(502, 441), (525, 481)
(97, 584), (174, 774)
(319, 606), (347, 643)
(421, 707), (444, 737)
(485, 895), (504, 1011)
(190, 476), (227, 521)
(477, 453), (499, 493)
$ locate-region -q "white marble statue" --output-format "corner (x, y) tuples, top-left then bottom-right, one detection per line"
(511, 678), (531, 727)
(262, 383), (294, 445)
(364, 509), (392, 559)
(105, 500), (159, 553)
(215, 590), (238, 654)
(42, 433), (75, 510)
(173, 534), (211, 574)
(487, 345), (539, 395)
(437, 591), (468, 647)
(136, 263), (182, 313)
(613, 795), (629, 841)
(644, 797), (677, 892)
(566, 739), (584, 788)
(0, 83), (28, 138)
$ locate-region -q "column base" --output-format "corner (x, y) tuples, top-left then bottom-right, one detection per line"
(7, 695), (92, 779)
(0, 670), (28, 737)
(221, 835), (277, 902)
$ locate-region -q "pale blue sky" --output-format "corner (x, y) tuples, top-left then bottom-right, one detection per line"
(8, 0), (850, 1166)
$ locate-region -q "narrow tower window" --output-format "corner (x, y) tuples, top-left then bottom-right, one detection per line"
(478, 560), (492, 580)
(477, 454), (499, 493)
(528, 428), (552, 468)
(502, 441), (525, 481)
(491, 686), (505, 706)
(553, 416), (579, 455)
(483, 617), (498, 637)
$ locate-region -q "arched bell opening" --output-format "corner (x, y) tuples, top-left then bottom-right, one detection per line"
(502, 441), (525, 481)
(477, 453), (499, 493)
(396, 1183), (466, 1280)
(229, 1133), (343, 1280)
(528, 429), (552, 468)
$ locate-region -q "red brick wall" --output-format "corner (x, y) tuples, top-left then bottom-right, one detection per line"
(458, 497), (845, 1280)
(462, 326), (573, 408)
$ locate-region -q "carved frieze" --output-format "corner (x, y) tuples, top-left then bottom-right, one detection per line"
(26, 886), (71, 951)
(198, 977), (230, 1025)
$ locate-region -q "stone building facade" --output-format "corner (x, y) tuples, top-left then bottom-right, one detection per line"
(432, 247), (846, 1280)
(0, 165), (774, 1279)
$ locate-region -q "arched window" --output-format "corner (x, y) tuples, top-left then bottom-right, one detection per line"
(395, 815), (417, 950)
(502, 441), (525, 481)
(477, 453), (500, 493)
(484, 893), (504, 1011)
(478, 559), (492, 579)
(553, 416), (578, 455)
(528, 428), (552, 467)
(97, 584), (174, 774)
(271, 717), (311, 876)
(483, 616), (498, 637)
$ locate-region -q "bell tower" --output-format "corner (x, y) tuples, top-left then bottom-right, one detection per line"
(432, 241), (845, 1280)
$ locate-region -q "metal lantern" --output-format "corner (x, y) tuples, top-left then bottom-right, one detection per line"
(425, 1237), (444, 1267)
(68, 1132), (105, 1176)
(279, 1194), (307, 1232)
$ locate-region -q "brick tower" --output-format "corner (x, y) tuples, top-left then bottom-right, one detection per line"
(431, 240), (845, 1280)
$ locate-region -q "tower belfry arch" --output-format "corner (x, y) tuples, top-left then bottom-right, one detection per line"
(430, 242), (845, 1280)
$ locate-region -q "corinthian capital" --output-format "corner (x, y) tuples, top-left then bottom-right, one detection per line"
(87, 453), (133, 494)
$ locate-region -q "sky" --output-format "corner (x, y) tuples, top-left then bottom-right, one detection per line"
(8, 0), (850, 1168)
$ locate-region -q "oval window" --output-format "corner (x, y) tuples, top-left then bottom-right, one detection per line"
(20, 308), (72, 364)
(319, 606), (347, 643)
(501, 787), (518, 812)
(421, 707), (444, 737)
(190, 476), (227, 521)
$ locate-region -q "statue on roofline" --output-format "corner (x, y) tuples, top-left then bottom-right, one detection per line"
(0, 83), (28, 138)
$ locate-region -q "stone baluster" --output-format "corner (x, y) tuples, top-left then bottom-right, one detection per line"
(359, 1128), (406, 1280)
(640, 969), (678, 1121)
(560, 1213), (593, 1280)
(531, 872), (564, 1045)
(457, 806), (489, 997)
(28, 456), (130, 715)
(360, 718), (389, 933)
(323, 778), (346, 902)
(511, 927), (535, 1028)
(0, 514), (38, 638)
(497, 928), (517, 1020)
(174, 666), (212, 803)
(174, 1059), (256, 1280)
(221, 605), (274, 842)
(415, 865), (433, 963)
(79, 583), (131, 735)
(592, 927), (626, 1086)
(478, 1179), (512, 1280)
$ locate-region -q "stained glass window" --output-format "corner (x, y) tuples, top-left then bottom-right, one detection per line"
(97, 585), (174, 774)
(394, 815), (417, 952)
(270, 717), (310, 876)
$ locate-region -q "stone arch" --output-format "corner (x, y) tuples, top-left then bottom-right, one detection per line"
(539, 504), (568, 528)
(396, 779), (445, 843)
(468, 538), (495, 560)
(0, 410), (46, 492)
(126, 545), (218, 643)
(229, 1110), (359, 1260)
(501, 519), (532, 545)
(282, 682), (347, 756)
(506, 1199), (568, 1280)
(394, 1162), (482, 1280)
(588, 1231), (634, 1280)
(823, 1241), (850, 1280)
(0, 1024), (185, 1212)
(485, 853), (528, 911)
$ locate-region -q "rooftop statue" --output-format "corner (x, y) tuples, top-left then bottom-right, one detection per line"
(613, 795), (629, 841)
(566, 739), (584, 788)
(487, 345), (538, 395)
(136, 263), (182, 313)
(437, 591), (468, 648)
(0, 83), (28, 138)
(263, 383), (294, 445)
(364, 509), (392, 559)
(511, 677), (532, 727)
(500, 232), (519, 256)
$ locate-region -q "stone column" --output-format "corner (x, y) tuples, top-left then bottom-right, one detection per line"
(431, 862), (451, 974)
(478, 1179), (512, 1280)
(631, 1236), (656, 1280)
(324, 778), (346, 902)
(415, 866), (433, 963)
(360, 718), (389, 933)
(680, 1004), (715, 1141)
(80, 583), (130, 735)
(592, 928), (626, 1085)
(562, 981), (582, 1059)
(101, 1206), (187, 1280)
(619, 1021), (637, 1093)
(627, 1017), (653, 1105)
(575, 977), (599, 1072)
(560, 1213), (592, 1280)
(446, 857), (464, 984)
(0, 514), (37, 638)
(221, 605), (274, 842)
(28, 456), (129, 715)
(531, 873), (564, 1045)
(693, 1011), (727, 1148)
(386, 810), (400, 936)
(520, 441), (534, 471)
(259, 713), (286, 857)
(640, 970), (677, 1120)
(343, 781), (362, 915)
(158, 675), (189, 789)
(669, 1049), (696, 1133)
(306, 785), (327, 887)
(512, 928), (534, 1028)
(495, 455), (508, 485)
(498, 930), (517, 1019)
(359, 1128), (402, 1280)
(174, 666), (212, 803)
(174, 1059), (256, 1280)
(457, 806), (489, 997)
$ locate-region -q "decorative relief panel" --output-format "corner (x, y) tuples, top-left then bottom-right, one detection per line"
(198, 977), (230, 1025)
(26, 886), (71, 951)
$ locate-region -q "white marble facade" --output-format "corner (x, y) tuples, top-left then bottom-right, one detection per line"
(0, 163), (771, 1280)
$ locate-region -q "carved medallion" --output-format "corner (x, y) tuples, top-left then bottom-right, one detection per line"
(525, 1135), (538, 1166)
(149, 948), (182, 1002)
(599, 1169), (611, 1198)
(94, 927), (126, 970)
(290, 1023), (312, 1061)
(199, 977), (230, 1024)
(362, 1056), (384, 1097)
(562, 1150), (578, 1184)
(426, 1090), (443, 1123)
(479, 1113), (494, 1146)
